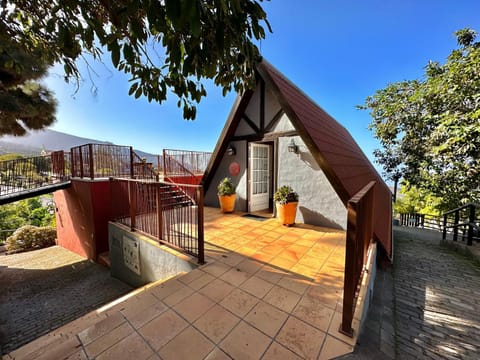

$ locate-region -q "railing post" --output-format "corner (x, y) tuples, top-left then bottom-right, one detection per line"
(129, 147), (134, 179)
(128, 180), (136, 231)
(70, 149), (75, 177)
(442, 214), (447, 240)
(88, 144), (94, 179)
(156, 183), (163, 240)
(467, 204), (475, 246)
(163, 149), (167, 177)
(197, 186), (205, 264)
(340, 203), (357, 337)
(453, 210), (459, 241)
(79, 148), (84, 178)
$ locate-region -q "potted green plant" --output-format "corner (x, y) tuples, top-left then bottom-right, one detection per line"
(217, 177), (236, 213)
(274, 185), (299, 226)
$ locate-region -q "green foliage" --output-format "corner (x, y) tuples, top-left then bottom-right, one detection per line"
(360, 28), (480, 211)
(1, 0), (271, 120)
(274, 185), (299, 205)
(0, 28), (57, 136)
(0, 195), (56, 244)
(5, 225), (57, 253)
(217, 177), (235, 196)
(394, 183), (442, 216)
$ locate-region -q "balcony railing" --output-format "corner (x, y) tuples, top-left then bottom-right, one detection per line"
(0, 151), (71, 198)
(163, 149), (211, 185)
(110, 178), (204, 263)
(341, 180), (376, 337)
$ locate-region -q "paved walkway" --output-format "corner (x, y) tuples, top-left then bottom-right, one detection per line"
(0, 246), (132, 355)
(344, 226), (480, 360)
(3, 208), (369, 360)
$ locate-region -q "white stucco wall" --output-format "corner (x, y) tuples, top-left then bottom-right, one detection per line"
(277, 135), (347, 230)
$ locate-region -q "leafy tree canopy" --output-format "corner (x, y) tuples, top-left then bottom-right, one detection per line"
(1, 0), (271, 120)
(0, 31), (57, 136)
(360, 28), (480, 211)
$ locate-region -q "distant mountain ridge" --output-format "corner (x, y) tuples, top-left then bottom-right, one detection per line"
(0, 129), (158, 164)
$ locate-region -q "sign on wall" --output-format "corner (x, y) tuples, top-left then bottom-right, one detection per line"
(123, 235), (141, 275)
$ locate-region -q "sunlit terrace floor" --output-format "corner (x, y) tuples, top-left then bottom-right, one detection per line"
(4, 207), (361, 360)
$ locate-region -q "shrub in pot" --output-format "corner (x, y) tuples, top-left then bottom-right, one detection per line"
(274, 185), (299, 226)
(217, 177), (236, 213)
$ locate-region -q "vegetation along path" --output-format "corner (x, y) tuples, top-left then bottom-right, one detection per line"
(393, 227), (480, 359)
(0, 246), (132, 355)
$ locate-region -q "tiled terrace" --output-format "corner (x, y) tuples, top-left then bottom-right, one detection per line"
(4, 207), (362, 360)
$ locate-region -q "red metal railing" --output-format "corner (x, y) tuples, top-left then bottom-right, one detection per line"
(0, 151), (71, 198)
(70, 143), (158, 180)
(110, 178), (204, 263)
(163, 149), (211, 185)
(341, 180), (376, 337)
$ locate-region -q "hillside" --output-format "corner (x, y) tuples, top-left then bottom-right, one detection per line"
(0, 129), (158, 164)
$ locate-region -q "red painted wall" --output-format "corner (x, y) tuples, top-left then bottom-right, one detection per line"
(54, 179), (111, 260)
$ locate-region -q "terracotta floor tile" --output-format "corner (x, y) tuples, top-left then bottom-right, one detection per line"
(292, 296), (335, 332)
(178, 269), (207, 285)
(239, 275), (274, 298)
(78, 312), (125, 346)
(204, 347), (233, 360)
(262, 341), (302, 360)
(263, 285), (301, 313)
(138, 309), (188, 351)
(174, 292), (215, 322)
(150, 279), (188, 300)
(268, 256), (296, 271)
(218, 253), (245, 267)
(158, 326), (214, 360)
(327, 311), (358, 346)
(220, 288), (259, 318)
(256, 265), (287, 284)
(32, 336), (81, 360)
(236, 259), (263, 275)
(194, 304), (241, 343)
(201, 261), (231, 277)
(162, 284), (195, 307)
(286, 244), (310, 259)
(85, 322), (133, 358)
(65, 349), (88, 360)
(199, 278), (235, 303)
(244, 301), (288, 338)
(125, 300), (168, 329)
(277, 275), (310, 295)
(304, 284), (342, 311)
(276, 316), (326, 360)
(219, 267), (251, 287)
(318, 335), (353, 359)
(251, 251), (276, 263)
(96, 332), (153, 360)
(188, 272), (215, 291)
(220, 321), (271, 360)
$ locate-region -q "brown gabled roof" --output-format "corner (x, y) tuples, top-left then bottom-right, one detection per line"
(203, 59), (392, 258)
(257, 60), (392, 258)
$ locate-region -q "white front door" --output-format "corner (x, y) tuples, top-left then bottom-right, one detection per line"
(249, 143), (270, 212)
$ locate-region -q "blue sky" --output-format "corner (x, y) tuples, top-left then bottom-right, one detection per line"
(45, 0), (480, 176)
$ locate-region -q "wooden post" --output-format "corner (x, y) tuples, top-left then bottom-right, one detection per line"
(70, 149), (75, 178)
(467, 204), (475, 246)
(129, 180), (136, 231)
(79, 148), (84, 178)
(197, 186), (205, 265)
(340, 203), (356, 337)
(156, 183), (163, 240)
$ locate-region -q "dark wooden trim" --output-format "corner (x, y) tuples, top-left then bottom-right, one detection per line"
(242, 114), (260, 134)
(265, 109), (284, 132)
(260, 79), (265, 132)
(202, 90), (254, 193)
(256, 61), (350, 205)
(231, 130), (298, 143)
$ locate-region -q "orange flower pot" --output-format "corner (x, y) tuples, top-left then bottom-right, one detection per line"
(218, 194), (236, 213)
(276, 202), (298, 226)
